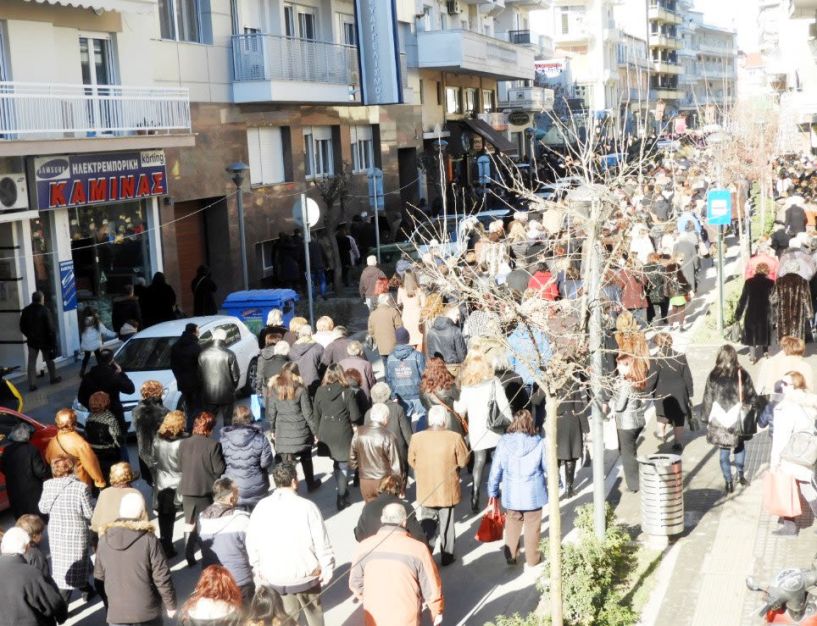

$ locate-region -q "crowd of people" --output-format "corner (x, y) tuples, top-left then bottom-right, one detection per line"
(6, 144), (809, 626)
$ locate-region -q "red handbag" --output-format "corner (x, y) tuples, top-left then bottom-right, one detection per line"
(762, 470), (803, 518)
(475, 498), (506, 543)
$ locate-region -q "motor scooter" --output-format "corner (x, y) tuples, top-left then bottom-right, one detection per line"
(746, 568), (817, 625)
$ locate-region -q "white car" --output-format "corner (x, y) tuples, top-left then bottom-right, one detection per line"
(74, 316), (260, 432)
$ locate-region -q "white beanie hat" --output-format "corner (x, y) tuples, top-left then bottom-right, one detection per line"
(119, 492), (146, 520)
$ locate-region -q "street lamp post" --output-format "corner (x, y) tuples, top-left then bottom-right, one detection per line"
(226, 162), (250, 291)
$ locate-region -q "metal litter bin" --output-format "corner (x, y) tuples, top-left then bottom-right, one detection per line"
(639, 453), (684, 536)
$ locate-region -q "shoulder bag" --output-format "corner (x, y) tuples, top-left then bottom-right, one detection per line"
(432, 390), (469, 436)
(737, 370), (759, 438)
(486, 380), (508, 435)
(781, 430), (817, 468)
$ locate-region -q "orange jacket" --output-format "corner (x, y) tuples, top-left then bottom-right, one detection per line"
(45, 430), (106, 488)
(350, 527), (443, 626)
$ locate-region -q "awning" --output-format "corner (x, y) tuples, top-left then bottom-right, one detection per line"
(24, 0), (155, 14)
(459, 118), (517, 154)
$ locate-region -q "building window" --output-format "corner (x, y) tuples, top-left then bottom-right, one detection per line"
(158, 0), (212, 43)
(419, 79), (424, 105)
(338, 13), (355, 45)
(445, 87), (461, 114)
(247, 127), (288, 186)
(560, 8), (569, 34)
(351, 125), (374, 173)
(261, 240), (275, 271)
(463, 88), (477, 115)
(482, 89), (494, 113)
(436, 81), (442, 106)
(285, 3), (316, 39)
(304, 126), (333, 179)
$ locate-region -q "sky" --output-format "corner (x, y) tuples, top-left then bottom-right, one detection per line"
(530, 0), (760, 52)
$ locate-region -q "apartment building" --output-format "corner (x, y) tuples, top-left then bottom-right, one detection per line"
(0, 0), (193, 368)
(758, 0), (817, 153)
(646, 0), (682, 116)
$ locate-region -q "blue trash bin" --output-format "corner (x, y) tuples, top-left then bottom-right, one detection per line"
(221, 289), (299, 335)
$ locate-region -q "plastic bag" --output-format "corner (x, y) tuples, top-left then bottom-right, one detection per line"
(475, 498), (505, 543)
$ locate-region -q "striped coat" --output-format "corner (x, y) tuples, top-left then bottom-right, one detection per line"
(39, 476), (93, 590)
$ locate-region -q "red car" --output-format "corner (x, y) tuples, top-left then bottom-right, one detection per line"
(0, 408), (57, 512)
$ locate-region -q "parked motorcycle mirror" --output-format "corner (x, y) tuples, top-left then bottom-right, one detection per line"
(746, 576), (765, 592)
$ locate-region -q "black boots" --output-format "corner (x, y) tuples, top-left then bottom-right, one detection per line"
(725, 480), (734, 494)
(738, 472), (749, 486)
(565, 460), (576, 498)
(471, 490), (480, 514)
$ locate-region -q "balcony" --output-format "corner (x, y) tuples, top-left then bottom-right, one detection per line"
(697, 42), (735, 56)
(554, 28), (594, 46)
(648, 5), (682, 24)
(651, 88), (684, 99)
(500, 86), (555, 111)
(505, 0), (550, 6)
(231, 34), (359, 104)
(508, 29), (533, 45)
(653, 60), (683, 74)
(699, 65), (736, 79)
(415, 30), (535, 80)
(649, 33), (681, 49)
(0, 81), (192, 155)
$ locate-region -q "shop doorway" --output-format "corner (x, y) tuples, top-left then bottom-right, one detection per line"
(173, 200), (209, 315)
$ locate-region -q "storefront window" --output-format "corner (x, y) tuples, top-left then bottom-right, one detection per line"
(30, 216), (60, 354)
(69, 200), (153, 330)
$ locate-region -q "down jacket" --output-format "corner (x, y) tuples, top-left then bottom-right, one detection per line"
(94, 520), (176, 625)
(219, 424), (273, 507)
(267, 387), (317, 455)
(488, 432), (548, 512)
(198, 502), (252, 587)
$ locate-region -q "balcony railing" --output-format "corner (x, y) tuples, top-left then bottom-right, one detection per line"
(0, 82), (191, 139)
(232, 34), (358, 85)
(508, 29), (532, 45)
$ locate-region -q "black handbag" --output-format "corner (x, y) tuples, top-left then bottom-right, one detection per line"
(737, 370), (759, 439)
(486, 380), (508, 435)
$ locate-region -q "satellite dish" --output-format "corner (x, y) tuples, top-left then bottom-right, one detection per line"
(292, 197), (321, 228)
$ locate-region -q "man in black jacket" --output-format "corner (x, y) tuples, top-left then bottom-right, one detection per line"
(784, 196), (808, 235)
(19, 291), (61, 391)
(198, 327), (239, 428)
(424, 305), (467, 371)
(78, 349), (135, 430)
(170, 323), (202, 428)
(94, 493), (177, 625)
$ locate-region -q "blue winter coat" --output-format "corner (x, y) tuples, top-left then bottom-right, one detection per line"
(219, 424), (273, 507)
(487, 432), (548, 512)
(507, 325), (552, 386)
(385, 344), (426, 402)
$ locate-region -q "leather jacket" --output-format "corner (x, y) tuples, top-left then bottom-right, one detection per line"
(198, 341), (240, 404)
(424, 316), (467, 364)
(348, 424), (402, 480)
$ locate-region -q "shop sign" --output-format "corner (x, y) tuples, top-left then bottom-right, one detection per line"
(33, 150), (167, 211)
(534, 60), (565, 79)
(508, 112), (531, 126)
(59, 260), (77, 312)
(353, 0), (403, 105)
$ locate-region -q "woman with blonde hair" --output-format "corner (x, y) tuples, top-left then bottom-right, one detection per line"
(38, 455), (95, 604)
(454, 353), (512, 512)
(283, 316), (307, 346)
(90, 462), (149, 532)
(313, 316), (336, 348)
(152, 409), (188, 557)
(397, 270), (426, 349)
(132, 379), (168, 486)
(45, 408), (106, 489)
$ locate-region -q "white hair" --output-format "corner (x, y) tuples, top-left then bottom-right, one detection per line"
(119, 492), (146, 520)
(316, 316), (334, 332)
(371, 382), (391, 403)
(298, 324), (313, 338)
(370, 403), (390, 425)
(367, 255), (377, 267)
(377, 293), (391, 306)
(428, 405), (447, 428)
(380, 502), (408, 526)
(273, 341), (290, 356)
(266, 309), (283, 326)
(347, 340), (364, 357)
(1, 527), (30, 555)
(212, 327), (227, 342)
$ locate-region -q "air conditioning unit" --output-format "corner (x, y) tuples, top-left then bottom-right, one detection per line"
(0, 173), (27, 211)
(447, 0), (461, 15)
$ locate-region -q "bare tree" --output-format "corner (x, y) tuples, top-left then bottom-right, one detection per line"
(313, 164), (352, 294)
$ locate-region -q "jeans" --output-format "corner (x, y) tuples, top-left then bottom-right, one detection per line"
(399, 397), (426, 429)
(505, 509), (543, 566)
(719, 442), (745, 482)
(333, 460), (349, 498)
(617, 427), (643, 492)
(27, 346), (57, 388)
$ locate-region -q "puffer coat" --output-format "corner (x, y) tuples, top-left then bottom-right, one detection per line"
(219, 424), (273, 507)
(314, 383), (361, 462)
(488, 432), (548, 512)
(267, 387), (317, 454)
